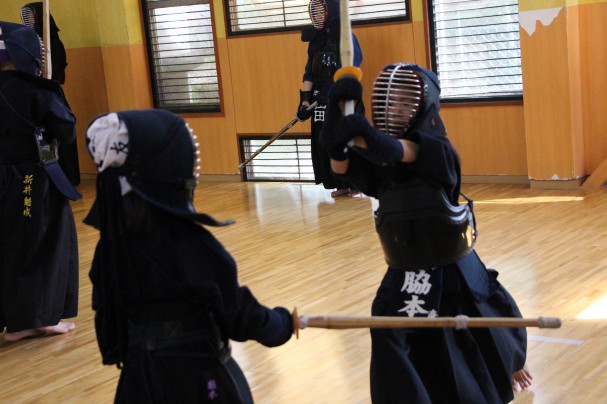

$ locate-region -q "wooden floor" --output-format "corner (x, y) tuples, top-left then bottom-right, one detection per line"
(1, 179), (607, 403)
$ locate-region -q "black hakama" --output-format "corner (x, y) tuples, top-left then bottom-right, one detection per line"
(0, 70), (79, 334)
(336, 129), (527, 404)
(0, 164), (78, 332)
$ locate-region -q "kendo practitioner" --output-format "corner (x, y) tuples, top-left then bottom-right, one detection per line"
(21, 2), (80, 186)
(297, 0), (363, 197)
(0, 21), (80, 341)
(84, 109), (294, 403)
(319, 64), (529, 403)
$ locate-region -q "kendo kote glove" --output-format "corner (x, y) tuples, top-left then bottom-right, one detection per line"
(329, 77), (363, 104)
(317, 78), (364, 161)
(296, 90), (315, 121)
(338, 114), (404, 165)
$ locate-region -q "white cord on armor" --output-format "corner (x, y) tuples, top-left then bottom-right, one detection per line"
(299, 315), (309, 329)
(454, 315), (470, 329)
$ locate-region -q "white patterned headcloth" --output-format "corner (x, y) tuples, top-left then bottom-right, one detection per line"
(0, 25), (9, 65)
(86, 113), (132, 195)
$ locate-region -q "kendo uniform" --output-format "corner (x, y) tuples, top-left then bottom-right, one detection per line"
(84, 110), (293, 403)
(299, 0), (363, 190)
(0, 22), (80, 335)
(320, 64), (527, 404)
(21, 2), (80, 186)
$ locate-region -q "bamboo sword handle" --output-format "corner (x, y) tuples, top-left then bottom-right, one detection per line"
(42, 0), (52, 79)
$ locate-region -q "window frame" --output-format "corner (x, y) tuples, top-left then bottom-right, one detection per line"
(141, 0), (224, 114)
(224, 0), (411, 37)
(426, 0), (523, 104)
(239, 134), (315, 182)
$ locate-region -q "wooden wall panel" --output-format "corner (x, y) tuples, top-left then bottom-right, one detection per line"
(442, 103), (527, 176)
(579, 2), (607, 174)
(183, 38), (240, 175)
(520, 8), (579, 180)
(62, 47), (109, 174)
(353, 23), (417, 115)
(565, 6), (585, 177)
(226, 23), (417, 135)
(127, 43), (154, 110)
(101, 45), (149, 112)
(228, 32), (310, 135)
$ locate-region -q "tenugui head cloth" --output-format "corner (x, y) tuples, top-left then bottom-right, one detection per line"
(85, 109), (234, 227)
(371, 63), (444, 139)
(0, 21), (42, 76)
(0, 28), (8, 64)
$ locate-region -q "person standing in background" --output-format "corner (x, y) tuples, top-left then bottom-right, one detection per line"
(21, 2), (80, 186)
(0, 21), (79, 342)
(297, 0), (363, 197)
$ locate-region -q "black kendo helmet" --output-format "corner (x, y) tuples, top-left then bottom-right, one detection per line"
(308, 0), (340, 31)
(0, 21), (43, 76)
(371, 63), (446, 139)
(86, 109), (234, 227)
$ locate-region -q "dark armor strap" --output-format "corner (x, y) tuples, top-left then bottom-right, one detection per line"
(312, 51), (338, 82)
(0, 81), (57, 165)
(374, 185), (477, 270)
(312, 35), (338, 82)
(127, 308), (232, 363)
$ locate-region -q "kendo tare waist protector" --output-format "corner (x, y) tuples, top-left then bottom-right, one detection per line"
(374, 186), (477, 270)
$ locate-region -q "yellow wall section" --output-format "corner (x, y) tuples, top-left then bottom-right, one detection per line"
(213, 0), (226, 39)
(410, 0), (424, 22)
(0, 2), (22, 23)
(519, 0), (607, 11)
(519, 0), (567, 11)
(125, 0), (144, 45)
(0, 0), (103, 48)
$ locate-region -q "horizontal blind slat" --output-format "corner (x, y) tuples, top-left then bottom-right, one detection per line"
(431, 0), (522, 99)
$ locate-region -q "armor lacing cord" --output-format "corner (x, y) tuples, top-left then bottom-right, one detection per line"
(454, 314), (470, 329)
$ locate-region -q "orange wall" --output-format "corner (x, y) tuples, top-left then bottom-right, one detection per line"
(579, 2), (607, 173)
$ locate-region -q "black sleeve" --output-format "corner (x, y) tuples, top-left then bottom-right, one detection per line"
(338, 152), (379, 197)
(186, 229), (293, 347)
(40, 89), (76, 145)
(228, 286), (293, 347)
(408, 132), (461, 197)
(303, 41), (315, 82)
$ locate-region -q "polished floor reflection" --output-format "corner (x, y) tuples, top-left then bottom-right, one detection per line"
(1, 180), (606, 403)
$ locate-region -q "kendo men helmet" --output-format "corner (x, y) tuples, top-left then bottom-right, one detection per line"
(371, 63), (446, 139)
(308, 0), (340, 31)
(0, 21), (43, 76)
(86, 109), (234, 227)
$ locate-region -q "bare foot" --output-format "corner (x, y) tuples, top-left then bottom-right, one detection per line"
(4, 321), (75, 342)
(331, 188), (351, 198)
(512, 365), (533, 391)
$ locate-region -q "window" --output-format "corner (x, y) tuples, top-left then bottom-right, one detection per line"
(240, 136), (314, 181)
(226, 0), (410, 35)
(428, 0), (522, 101)
(142, 0), (220, 112)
